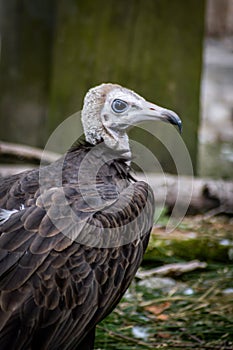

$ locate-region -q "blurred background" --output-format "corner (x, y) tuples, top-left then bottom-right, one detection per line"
(0, 2), (233, 349)
(0, 0), (232, 178)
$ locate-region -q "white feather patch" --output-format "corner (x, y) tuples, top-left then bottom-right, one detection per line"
(0, 208), (19, 224)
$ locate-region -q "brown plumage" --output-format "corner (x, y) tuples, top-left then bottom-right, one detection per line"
(0, 83), (181, 349)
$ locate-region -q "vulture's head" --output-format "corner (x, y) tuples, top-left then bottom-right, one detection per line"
(81, 83), (182, 156)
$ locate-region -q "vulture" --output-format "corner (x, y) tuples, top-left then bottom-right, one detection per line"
(0, 83), (181, 349)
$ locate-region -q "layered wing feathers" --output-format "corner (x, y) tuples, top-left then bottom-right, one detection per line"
(0, 145), (155, 349)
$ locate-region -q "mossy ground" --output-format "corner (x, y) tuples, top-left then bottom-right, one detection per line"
(95, 215), (233, 349)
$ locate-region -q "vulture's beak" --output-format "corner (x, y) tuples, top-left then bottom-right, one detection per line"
(133, 100), (182, 133)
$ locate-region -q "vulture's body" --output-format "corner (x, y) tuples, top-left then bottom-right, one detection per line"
(0, 83), (181, 349)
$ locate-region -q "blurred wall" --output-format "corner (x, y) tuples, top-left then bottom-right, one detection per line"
(206, 0), (233, 36)
(0, 0), (206, 174)
(0, 0), (55, 146)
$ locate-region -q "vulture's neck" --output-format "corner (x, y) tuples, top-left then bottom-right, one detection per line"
(84, 127), (131, 163)
(100, 130), (131, 162)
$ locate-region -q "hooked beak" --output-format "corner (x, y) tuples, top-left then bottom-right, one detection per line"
(133, 100), (182, 133)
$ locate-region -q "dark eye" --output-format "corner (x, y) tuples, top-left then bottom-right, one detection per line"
(111, 99), (128, 113)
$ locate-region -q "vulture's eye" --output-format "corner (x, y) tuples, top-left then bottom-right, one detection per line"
(111, 99), (128, 113)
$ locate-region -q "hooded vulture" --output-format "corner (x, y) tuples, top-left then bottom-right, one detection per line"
(0, 83), (181, 349)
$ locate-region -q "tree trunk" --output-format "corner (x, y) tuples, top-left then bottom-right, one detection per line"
(137, 173), (233, 215)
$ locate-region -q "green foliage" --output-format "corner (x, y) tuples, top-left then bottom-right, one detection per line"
(145, 216), (233, 263)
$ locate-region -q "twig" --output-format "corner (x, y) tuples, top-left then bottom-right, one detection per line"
(96, 325), (154, 348)
(180, 327), (204, 344)
(163, 340), (233, 350)
(97, 325), (233, 350)
(140, 296), (196, 307)
(203, 205), (227, 218)
(0, 141), (60, 163)
(136, 260), (207, 279)
(198, 283), (218, 302)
